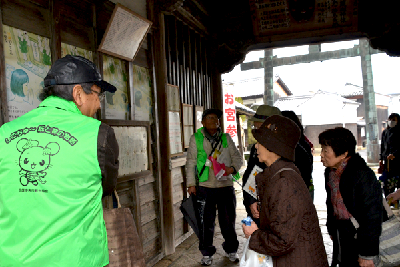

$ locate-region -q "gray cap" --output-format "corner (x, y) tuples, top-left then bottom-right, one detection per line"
(248, 105), (281, 122)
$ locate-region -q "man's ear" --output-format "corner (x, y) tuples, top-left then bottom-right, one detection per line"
(72, 85), (84, 106)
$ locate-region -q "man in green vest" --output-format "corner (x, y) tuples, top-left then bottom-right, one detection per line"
(186, 108), (243, 266)
(0, 55), (119, 267)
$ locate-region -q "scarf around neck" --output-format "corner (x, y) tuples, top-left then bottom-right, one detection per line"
(204, 127), (221, 146)
(328, 157), (353, 220)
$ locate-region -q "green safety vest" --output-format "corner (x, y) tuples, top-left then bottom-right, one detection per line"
(195, 127), (240, 182)
(0, 96), (108, 267)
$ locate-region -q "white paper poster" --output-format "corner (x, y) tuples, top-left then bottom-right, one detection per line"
(3, 25), (51, 121)
(103, 55), (129, 120)
(243, 165), (264, 199)
(132, 65), (152, 122)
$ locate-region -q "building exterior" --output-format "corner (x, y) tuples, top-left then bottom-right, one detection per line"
(239, 75), (292, 106)
(274, 90), (360, 148)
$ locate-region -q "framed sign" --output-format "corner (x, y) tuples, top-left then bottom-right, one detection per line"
(166, 84), (183, 156)
(182, 104), (193, 148)
(98, 4), (152, 61)
(167, 84), (180, 112)
(169, 111), (183, 156)
(100, 120), (152, 182)
(249, 0), (359, 42)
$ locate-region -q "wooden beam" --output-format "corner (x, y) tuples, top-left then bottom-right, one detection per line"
(241, 45), (384, 71)
(236, 113), (244, 161)
(132, 179), (143, 243)
(91, 3), (99, 67)
(151, 9), (175, 255)
(210, 42), (223, 115)
(49, 0), (61, 63)
(0, 0), (9, 125)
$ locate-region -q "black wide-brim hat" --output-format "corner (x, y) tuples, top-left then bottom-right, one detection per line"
(44, 55), (117, 93)
(252, 115), (300, 161)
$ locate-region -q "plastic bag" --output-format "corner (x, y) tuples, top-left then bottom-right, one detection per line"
(240, 238), (273, 267)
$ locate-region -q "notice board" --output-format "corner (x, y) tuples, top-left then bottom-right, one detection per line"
(98, 4), (152, 61)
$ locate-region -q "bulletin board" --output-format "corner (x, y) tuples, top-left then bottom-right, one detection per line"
(167, 84), (183, 156)
(101, 120), (151, 182)
(98, 4), (152, 61)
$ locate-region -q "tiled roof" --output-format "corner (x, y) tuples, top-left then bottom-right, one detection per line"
(275, 90), (359, 108)
(235, 101), (256, 116)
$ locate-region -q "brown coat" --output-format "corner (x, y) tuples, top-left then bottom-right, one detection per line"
(249, 159), (328, 267)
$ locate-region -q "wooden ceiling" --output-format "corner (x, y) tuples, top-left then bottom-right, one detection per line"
(160, 0), (400, 74)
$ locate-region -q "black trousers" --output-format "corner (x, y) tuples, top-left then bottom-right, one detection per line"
(197, 186), (239, 256)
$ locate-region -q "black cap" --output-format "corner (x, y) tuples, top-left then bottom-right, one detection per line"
(202, 108), (223, 121)
(44, 55), (117, 93)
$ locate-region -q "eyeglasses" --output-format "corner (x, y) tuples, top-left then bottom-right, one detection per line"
(91, 90), (105, 101)
(204, 116), (219, 120)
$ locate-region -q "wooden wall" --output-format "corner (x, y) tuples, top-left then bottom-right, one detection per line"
(161, 14), (216, 247)
(164, 14), (212, 109)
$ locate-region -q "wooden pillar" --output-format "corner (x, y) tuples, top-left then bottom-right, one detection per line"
(263, 49), (274, 106)
(236, 113), (244, 160)
(0, 0), (8, 125)
(210, 44), (223, 111)
(49, 0), (61, 63)
(359, 38), (379, 163)
(151, 8), (175, 255)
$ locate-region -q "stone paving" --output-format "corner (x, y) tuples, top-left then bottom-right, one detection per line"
(154, 158), (334, 266)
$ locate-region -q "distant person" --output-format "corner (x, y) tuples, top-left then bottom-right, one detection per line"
(242, 105), (281, 226)
(281, 110), (314, 201)
(242, 115), (328, 267)
(380, 113), (400, 197)
(0, 55), (120, 266)
(319, 127), (382, 267)
(185, 108), (243, 266)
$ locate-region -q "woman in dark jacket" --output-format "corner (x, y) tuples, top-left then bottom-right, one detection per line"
(380, 113), (400, 197)
(242, 115), (328, 267)
(319, 127), (382, 267)
(242, 105), (280, 225)
(281, 110), (314, 200)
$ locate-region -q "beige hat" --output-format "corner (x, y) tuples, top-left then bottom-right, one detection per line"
(248, 105), (281, 122)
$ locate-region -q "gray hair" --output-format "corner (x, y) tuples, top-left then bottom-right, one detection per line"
(39, 83), (94, 101)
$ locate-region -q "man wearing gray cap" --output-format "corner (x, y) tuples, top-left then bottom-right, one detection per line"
(0, 55), (119, 267)
(186, 108), (243, 266)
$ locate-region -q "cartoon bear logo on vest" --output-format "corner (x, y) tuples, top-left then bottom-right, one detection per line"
(17, 138), (60, 186)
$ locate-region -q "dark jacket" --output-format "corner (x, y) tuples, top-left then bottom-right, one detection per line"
(380, 126), (400, 174)
(325, 153), (382, 260)
(249, 159), (328, 267)
(242, 144), (266, 221)
(294, 136), (313, 189)
(98, 123), (119, 196)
